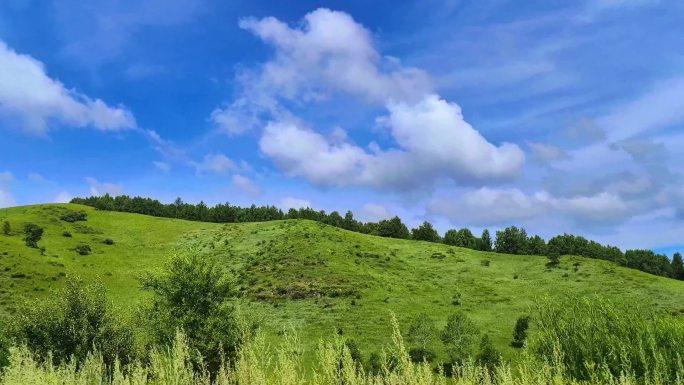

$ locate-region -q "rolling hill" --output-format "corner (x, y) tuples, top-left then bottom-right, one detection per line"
(1, 203), (684, 362)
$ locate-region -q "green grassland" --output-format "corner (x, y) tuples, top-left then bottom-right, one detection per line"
(1, 203), (684, 362)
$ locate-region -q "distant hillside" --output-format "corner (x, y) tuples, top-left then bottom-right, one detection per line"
(1, 203), (684, 362)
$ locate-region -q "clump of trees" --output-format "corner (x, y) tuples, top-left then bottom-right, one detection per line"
(59, 210), (88, 222)
(23, 223), (43, 248)
(71, 194), (684, 281)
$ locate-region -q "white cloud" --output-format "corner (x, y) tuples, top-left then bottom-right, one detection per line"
(360, 203), (393, 222)
(260, 95), (525, 190)
(0, 189), (15, 208)
(0, 40), (136, 135)
(232, 174), (262, 197)
(598, 77), (684, 142)
(53, 191), (72, 203)
(153, 161), (170, 172)
(528, 142), (571, 163)
(429, 187), (634, 227)
(192, 153), (235, 175)
(279, 197), (311, 210)
(85, 177), (123, 196)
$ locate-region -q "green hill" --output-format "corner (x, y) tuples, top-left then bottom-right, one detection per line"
(1, 203), (684, 361)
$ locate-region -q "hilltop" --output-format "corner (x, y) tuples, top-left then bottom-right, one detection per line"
(1, 203), (684, 361)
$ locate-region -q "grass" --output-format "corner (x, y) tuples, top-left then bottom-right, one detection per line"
(1, 203), (684, 365)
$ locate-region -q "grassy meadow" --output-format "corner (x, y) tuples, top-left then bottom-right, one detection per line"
(1, 203), (684, 367)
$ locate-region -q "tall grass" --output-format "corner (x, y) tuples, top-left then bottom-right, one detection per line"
(530, 297), (684, 383)
(1, 304), (683, 385)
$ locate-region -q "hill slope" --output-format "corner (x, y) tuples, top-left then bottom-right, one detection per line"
(1, 203), (684, 361)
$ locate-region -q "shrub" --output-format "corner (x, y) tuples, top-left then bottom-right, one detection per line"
(511, 315), (530, 348)
(476, 334), (502, 373)
(407, 313), (436, 351)
(23, 223), (43, 248)
(0, 321), (8, 369)
(62, 231), (72, 237)
(441, 311), (478, 364)
(2, 221), (10, 236)
(140, 253), (242, 373)
(8, 278), (136, 367)
(75, 244), (91, 255)
(451, 292), (463, 306)
(59, 210), (88, 222)
(102, 238), (115, 245)
(408, 347), (436, 363)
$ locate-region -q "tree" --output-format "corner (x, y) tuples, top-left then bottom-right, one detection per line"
(23, 223), (44, 248)
(527, 235), (548, 256)
(494, 226), (528, 254)
(444, 228), (478, 249)
(479, 229), (492, 251)
(411, 221), (440, 242)
(9, 278), (135, 367)
(375, 217), (410, 239)
(141, 253), (241, 373)
(511, 315), (530, 348)
(2, 221), (9, 236)
(407, 313), (437, 362)
(476, 335), (502, 373)
(671, 252), (684, 280)
(440, 312), (478, 364)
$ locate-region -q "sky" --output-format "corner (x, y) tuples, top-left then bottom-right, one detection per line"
(0, 0), (683, 255)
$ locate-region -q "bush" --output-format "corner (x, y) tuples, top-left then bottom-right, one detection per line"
(0, 321), (8, 369)
(476, 334), (502, 373)
(75, 244), (91, 255)
(23, 223), (43, 248)
(102, 238), (115, 245)
(140, 253), (242, 374)
(441, 311), (478, 364)
(59, 210), (88, 222)
(2, 221), (10, 236)
(408, 347), (436, 363)
(511, 315), (530, 348)
(62, 231), (72, 237)
(8, 278), (136, 367)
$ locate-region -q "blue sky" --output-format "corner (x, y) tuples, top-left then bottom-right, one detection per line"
(0, 0), (683, 254)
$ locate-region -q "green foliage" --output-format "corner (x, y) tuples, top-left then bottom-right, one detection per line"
(475, 334), (502, 373)
(672, 252), (684, 280)
(59, 210), (88, 222)
(374, 216), (411, 239)
(140, 253), (241, 373)
(530, 297), (684, 383)
(8, 278), (135, 367)
(62, 231), (72, 237)
(444, 228), (477, 249)
(527, 235), (547, 256)
(440, 312), (478, 364)
(0, 321), (8, 369)
(407, 313), (436, 350)
(23, 223), (43, 248)
(478, 229), (492, 251)
(511, 315), (530, 348)
(75, 244), (91, 255)
(2, 220), (10, 236)
(102, 238), (115, 245)
(411, 221), (440, 242)
(494, 226), (528, 254)
(624, 249), (673, 278)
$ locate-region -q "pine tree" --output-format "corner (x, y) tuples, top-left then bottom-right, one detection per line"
(672, 252), (684, 280)
(479, 229), (492, 251)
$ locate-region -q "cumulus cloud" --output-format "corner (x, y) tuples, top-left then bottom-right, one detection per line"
(279, 197), (311, 210)
(0, 40), (136, 135)
(223, 9), (526, 191)
(86, 177), (123, 196)
(232, 174), (262, 197)
(192, 153), (235, 175)
(260, 95), (524, 189)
